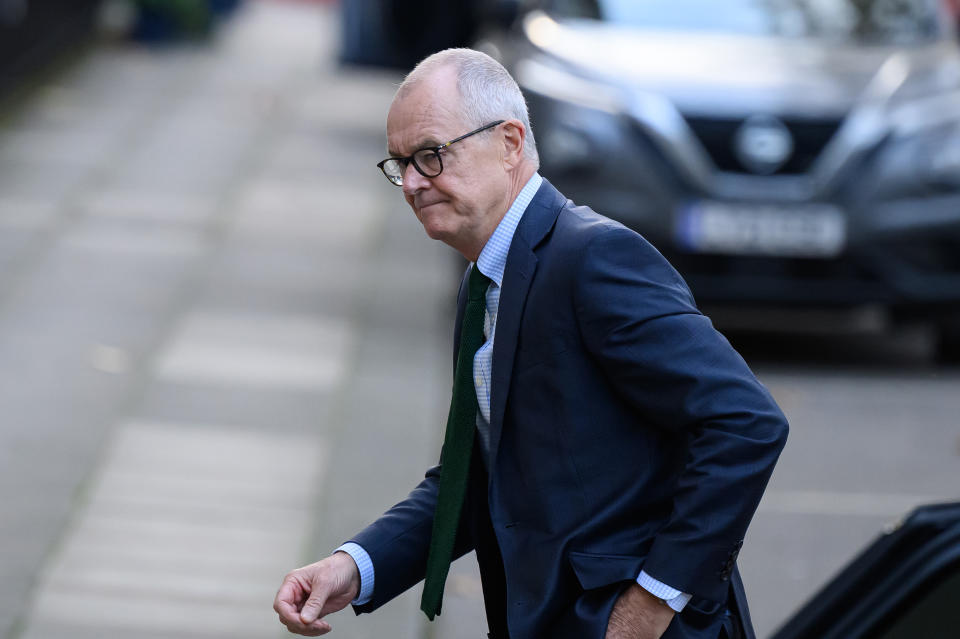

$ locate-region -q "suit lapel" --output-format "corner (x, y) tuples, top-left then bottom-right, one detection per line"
(487, 180), (565, 469)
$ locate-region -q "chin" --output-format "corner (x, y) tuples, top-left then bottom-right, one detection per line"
(421, 222), (453, 243)
(416, 208), (453, 241)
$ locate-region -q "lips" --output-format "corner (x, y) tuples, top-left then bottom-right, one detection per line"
(416, 200), (445, 213)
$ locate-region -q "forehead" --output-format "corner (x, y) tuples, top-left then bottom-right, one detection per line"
(386, 70), (467, 155)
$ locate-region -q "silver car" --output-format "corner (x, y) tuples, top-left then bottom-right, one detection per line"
(478, 0), (960, 361)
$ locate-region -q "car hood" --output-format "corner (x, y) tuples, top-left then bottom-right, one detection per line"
(527, 15), (960, 118)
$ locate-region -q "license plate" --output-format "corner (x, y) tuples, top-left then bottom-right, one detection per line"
(676, 201), (846, 258)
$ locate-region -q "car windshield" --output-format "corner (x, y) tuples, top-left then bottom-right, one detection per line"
(545, 0), (945, 44)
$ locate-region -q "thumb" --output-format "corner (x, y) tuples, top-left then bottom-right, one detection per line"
(299, 585), (330, 624)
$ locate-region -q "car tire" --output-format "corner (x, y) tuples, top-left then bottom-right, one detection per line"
(935, 315), (960, 364)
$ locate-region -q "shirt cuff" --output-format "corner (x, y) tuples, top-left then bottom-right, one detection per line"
(334, 542), (375, 605)
(637, 570), (692, 613)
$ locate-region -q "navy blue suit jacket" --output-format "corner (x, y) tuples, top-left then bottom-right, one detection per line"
(351, 179), (788, 639)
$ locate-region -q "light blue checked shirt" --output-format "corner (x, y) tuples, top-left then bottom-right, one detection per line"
(470, 173), (543, 457)
(338, 173), (690, 612)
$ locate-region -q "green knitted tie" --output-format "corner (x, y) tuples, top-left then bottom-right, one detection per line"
(421, 265), (490, 620)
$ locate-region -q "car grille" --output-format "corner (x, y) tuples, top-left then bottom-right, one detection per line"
(684, 116), (842, 175)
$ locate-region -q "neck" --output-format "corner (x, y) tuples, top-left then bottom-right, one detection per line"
(458, 164), (537, 262)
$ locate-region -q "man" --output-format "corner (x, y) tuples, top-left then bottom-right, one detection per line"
(274, 48), (788, 639)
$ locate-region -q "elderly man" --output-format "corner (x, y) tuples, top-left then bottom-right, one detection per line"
(274, 49), (788, 639)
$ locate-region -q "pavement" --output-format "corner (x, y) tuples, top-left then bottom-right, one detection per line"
(2, 2), (959, 639)
(0, 2), (461, 637)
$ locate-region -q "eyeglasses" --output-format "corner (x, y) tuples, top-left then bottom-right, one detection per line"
(377, 120), (505, 187)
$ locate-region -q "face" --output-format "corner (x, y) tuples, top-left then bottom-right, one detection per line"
(385, 67), (510, 257)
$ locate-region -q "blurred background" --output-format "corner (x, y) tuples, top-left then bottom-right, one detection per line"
(0, 1), (958, 638)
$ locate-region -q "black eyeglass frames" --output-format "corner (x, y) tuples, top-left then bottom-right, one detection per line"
(377, 120), (505, 187)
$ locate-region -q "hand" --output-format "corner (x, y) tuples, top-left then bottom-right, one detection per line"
(273, 551), (361, 636)
(605, 583), (676, 639)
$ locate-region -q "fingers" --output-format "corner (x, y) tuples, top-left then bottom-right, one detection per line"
(275, 559), (357, 636)
(279, 614), (332, 636)
(274, 572), (332, 635)
(274, 554), (362, 636)
(273, 574), (306, 624)
(298, 582), (333, 624)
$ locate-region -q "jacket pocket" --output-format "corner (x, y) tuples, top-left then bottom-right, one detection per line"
(567, 551), (645, 591)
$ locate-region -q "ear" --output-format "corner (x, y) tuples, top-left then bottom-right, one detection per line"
(500, 119), (526, 169)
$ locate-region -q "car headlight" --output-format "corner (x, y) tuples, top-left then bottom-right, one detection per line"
(873, 121), (960, 193)
(514, 47), (711, 190)
(888, 89), (960, 137)
(879, 87), (960, 188)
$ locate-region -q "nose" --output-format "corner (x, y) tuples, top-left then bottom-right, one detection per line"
(401, 162), (429, 196)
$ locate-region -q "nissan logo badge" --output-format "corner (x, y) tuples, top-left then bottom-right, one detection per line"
(734, 115), (794, 175)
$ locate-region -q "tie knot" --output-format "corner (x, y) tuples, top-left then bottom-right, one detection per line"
(468, 265), (491, 302)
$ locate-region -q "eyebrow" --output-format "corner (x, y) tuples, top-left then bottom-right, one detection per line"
(387, 137), (443, 158)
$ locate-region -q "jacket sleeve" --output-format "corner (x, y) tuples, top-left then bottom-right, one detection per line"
(348, 465), (440, 612)
(573, 224), (788, 604)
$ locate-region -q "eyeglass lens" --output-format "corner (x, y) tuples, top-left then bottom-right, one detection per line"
(413, 149), (442, 176)
(381, 149), (443, 186)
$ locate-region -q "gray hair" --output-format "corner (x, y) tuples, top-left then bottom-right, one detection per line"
(399, 48), (539, 166)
